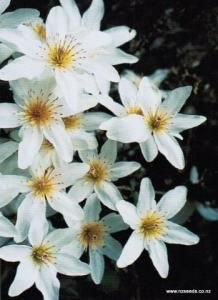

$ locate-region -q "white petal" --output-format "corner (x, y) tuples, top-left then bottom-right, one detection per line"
(59, 0), (81, 29)
(46, 6), (67, 39)
(162, 221), (199, 245)
(137, 177), (156, 215)
(44, 228), (75, 249)
(61, 163), (90, 187)
(0, 9), (39, 28)
(170, 113), (206, 133)
(18, 126), (43, 169)
(138, 77), (162, 110)
(95, 181), (122, 210)
(0, 141), (18, 164)
(83, 112), (111, 131)
(147, 239), (169, 278)
(139, 136), (158, 162)
(98, 95), (125, 116)
(0, 0), (10, 14)
(89, 249), (105, 284)
(78, 148), (98, 163)
(101, 213), (128, 233)
(99, 48), (138, 65)
(101, 236), (122, 260)
(110, 161), (140, 180)
(68, 179), (94, 203)
(105, 26), (136, 47)
(28, 212), (49, 246)
(82, 0), (104, 31)
(35, 264), (60, 300)
(161, 86), (192, 115)
(102, 115), (150, 143)
(56, 253), (90, 276)
(48, 192), (84, 220)
(0, 188), (23, 208)
(0, 56), (44, 80)
(154, 133), (185, 169)
(60, 240), (84, 259)
(100, 139), (117, 164)
(119, 77), (138, 107)
(149, 69), (169, 86)
(0, 174), (28, 192)
(0, 43), (14, 63)
(0, 103), (20, 128)
(0, 212), (16, 237)
(157, 186), (187, 219)
(197, 202), (218, 221)
(70, 130), (98, 150)
(43, 123), (73, 163)
(9, 260), (38, 297)
(0, 245), (31, 262)
(117, 231), (144, 268)
(116, 200), (140, 229)
(84, 194), (101, 221)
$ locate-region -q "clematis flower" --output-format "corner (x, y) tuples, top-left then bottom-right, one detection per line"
(0, 0), (39, 64)
(68, 139), (141, 210)
(0, 163), (88, 242)
(116, 177), (199, 278)
(0, 1), (137, 110)
(63, 194), (127, 284)
(0, 77), (76, 169)
(0, 211), (16, 238)
(0, 214), (90, 299)
(100, 77), (206, 169)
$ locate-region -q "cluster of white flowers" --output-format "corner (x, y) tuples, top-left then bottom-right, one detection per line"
(0, 0), (207, 299)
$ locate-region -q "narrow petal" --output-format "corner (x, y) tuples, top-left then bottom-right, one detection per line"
(101, 213), (128, 233)
(105, 26), (136, 47)
(119, 77), (138, 107)
(98, 95), (125, 116)
(95, 181), (122, 211)
(0, 175), (28, 192)
(0, 56), (44, 81)
(161, 86), (192, 115)
(138, 77), (162, 110)
(149, 69), (169, 86)
(157, 186), (187, 219)
(83, 112), (111, 131)
(110, 161), (140, 180)
(100, 139), (117, 164)
(68, 179), (94, 203)
(0, 9), (39, 28)
(60, 240), (84, 259)
(56, 253), (90, 276)
(28, 212), (49, 246)
(84, 194), (101, 221)
(137, 177), (156, 215)
(9, 260), (38, 297)
(59, 0), (81, 29)
(99, 48), (138, 65)
(102, 115), (150, 143)
(0, 212), (16, 237)
(170, 113), (206, 133)
(82, 0), (104, 31)
(0, 245), (31, 262)
(116, 200), (140, 229)
(44, 228), (75, 249)
(35, 264), (60, 300)
(46, 6), (68, 38)
(139, 136), (158, 162)
(89, 249), (105, 284)
(61, 163), (90, 187)
(18, 126), (43, 169)
(162, 221), (199, 245)
(117, 231), (144, 268)
(147, 239), (169, 278)
(82, 31), (111, 51)
(154, 133), (185, 169)
(101, 236), (122, 260)
(0, 103), (20, 128)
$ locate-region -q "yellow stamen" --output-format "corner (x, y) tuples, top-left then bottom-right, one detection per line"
(139, 211), (165, 239)
(80, 222), (106, 248)
(33, 23), (46, 40)
(144, 108), (171, 133)
(63, 114), (82, 130)
(31, 243), (55, 265)
(126, 106), (144, 115)
(85, 159), (110, 185)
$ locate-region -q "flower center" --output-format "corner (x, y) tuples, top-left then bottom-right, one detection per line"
(33, 23), (46, 40)
(80, 222), (106, 248)
(63, 114), (82, 130)
(139, 211), (165, 239)
(144, 108), (171, 133)
(126, 106), (144, 115)
(85, 159), (110, 184)
(28, 168), (57, 198)
(47, 35), (85, 69)
(31, 243), (55, 265)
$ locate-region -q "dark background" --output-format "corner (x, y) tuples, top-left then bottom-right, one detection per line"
(1, 0), (218, 299)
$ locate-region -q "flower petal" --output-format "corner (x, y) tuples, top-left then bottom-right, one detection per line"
(137, 177), (156, 215)
(0, 140), (18, 164)
(89, 248), (105, 284)
(105, 26), (136, 47)
(117, 231), (144, 268)
(95, 181), (122, 211)
(68, 179), (94, 203)
(157, 186), (187, 219)
(84, 194), (101, 221)
(0, 245), (31, 262)
(110, 161), (140, 180)
(0, 103), (20, 128)
(60, 0), (81, 29)
(82, 0), (104, 31)
(0, 43), (14, 64)
(170, 113), (206, 134)
(118, 77), (138, 107)
(116, 200), (140, 229)
(101, 212), (128, 233)
(83, 112), (111, 131)
(28, 212), (49, 246)
(46, 6), (68, 38)
(139, 136), (158, 162)
(56, 253), (90, 276)
(138, 77), (162, 110)
(100, 139), (117, 164)
(101, 236), (122, 260)
(0, 0), (10, 14)
(44, 228), (75, 249)
(99, 95), (125, 116)
(0, 212), (16, 237)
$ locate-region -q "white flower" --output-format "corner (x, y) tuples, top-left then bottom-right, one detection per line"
(0, 1), (137, 109)
(116, 177), (199, 278)
(0, 77), (76, 169)
(0, 211), (16, 238)
(68, 139), (141, 210)
(0, 163), (88, 242)
(0, 0), (39, 64)
(63, 194), (127, 284)
(0, 214), (90, 299)
(100, 77), (206, 169)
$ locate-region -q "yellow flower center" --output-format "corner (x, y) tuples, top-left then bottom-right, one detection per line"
(80, 222), (106, 248)
(63, 114), (82, 130)
(85, 159), (110, 185)
(31, 243), (55, 265)
(126, 106), (144, 115)
(33, 23), (46, 40)
(28, 168), (57, 198)
(144, 108), (172, 133)
(139, 211), (165, 239)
